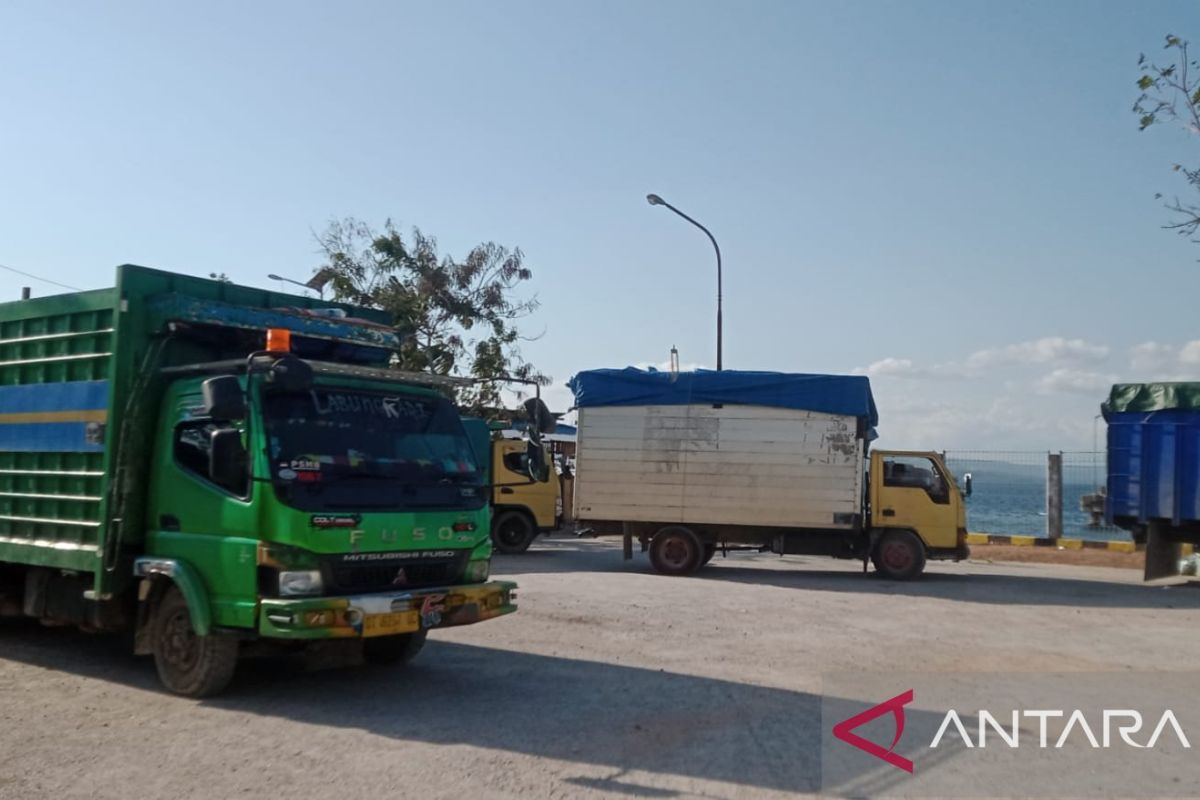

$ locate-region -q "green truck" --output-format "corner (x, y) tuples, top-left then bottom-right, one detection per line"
(0, 265), (548, 696)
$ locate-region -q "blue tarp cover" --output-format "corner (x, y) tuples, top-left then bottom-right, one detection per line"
(567, 367), (879, 427)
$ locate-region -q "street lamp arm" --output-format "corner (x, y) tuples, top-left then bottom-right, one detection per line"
(647, 195), (723, 370)
(654, 200), (722, 288)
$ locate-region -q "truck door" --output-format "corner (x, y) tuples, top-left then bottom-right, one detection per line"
(872, 453), (959, 549)
(493, 440), (559, 529)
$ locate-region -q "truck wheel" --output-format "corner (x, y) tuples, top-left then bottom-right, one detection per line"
(151, 585), (238, 697)
(492, 510), (537, 555)
(363, 630), (428, 665)
(700, 544), (717, 566)
(871, 530), (927, 580)
(648, 526), (703, 576)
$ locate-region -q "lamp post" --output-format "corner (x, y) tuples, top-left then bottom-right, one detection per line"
(646, 193), (723, 371)
(267, 272), (327, 299)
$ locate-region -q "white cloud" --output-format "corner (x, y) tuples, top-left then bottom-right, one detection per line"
(1180, 342), (1200, 366)
(854, 357), (918, 377)
(856, 337), (1110, 384)
(852, 357), (963, 379)
(1126, 341), (1200, 379)
(1130, 341), (1178, 372)
(965, 337), (1109, 370)
(1034, 368), (1119, 396)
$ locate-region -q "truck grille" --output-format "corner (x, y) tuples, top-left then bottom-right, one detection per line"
(319, 550), (470, 594)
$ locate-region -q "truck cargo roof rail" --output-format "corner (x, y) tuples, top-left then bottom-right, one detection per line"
(160, 357), (472, 389)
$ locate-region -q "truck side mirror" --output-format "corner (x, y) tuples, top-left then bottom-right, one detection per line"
(209, 428), (248, 494)
(525, 441), (550, 483)
(202, 376), (246, 420)
(522, 397), (556, 446)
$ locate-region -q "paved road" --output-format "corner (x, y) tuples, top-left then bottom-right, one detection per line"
(2, 536), (1199, 799)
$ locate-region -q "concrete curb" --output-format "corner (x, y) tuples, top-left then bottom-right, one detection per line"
(965, 532), (1139, 553)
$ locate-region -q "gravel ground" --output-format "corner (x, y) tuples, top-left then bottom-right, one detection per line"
(968, 542), (1143, 569)
(2, 535), (1199, 800)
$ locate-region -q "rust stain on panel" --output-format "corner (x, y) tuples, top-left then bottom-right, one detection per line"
(641, 409), (721, 472)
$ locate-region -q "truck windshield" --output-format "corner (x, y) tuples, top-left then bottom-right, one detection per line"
(262, 387), (485, 512)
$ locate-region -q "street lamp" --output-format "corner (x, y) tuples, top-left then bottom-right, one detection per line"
(646, 193), (724, 371)
(267, 272), (329, 299)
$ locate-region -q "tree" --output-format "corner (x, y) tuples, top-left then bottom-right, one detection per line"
(1134, 34), (1200, 246)
(313, 218), (546, 412)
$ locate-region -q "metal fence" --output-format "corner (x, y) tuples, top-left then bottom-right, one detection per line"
(942, 450), (1128, 542)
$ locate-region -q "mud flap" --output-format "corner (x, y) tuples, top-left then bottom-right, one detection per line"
(1144, 523), (1183, 582)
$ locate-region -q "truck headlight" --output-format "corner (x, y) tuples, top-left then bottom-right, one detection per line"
(464, 559), (490, 583)
(279, 570), (324, 597)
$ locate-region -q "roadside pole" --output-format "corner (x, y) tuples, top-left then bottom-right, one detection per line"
(1047, 452), (1063, 540)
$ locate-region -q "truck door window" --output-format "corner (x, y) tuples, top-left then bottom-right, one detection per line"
(882, 456), (949, 504)
(174, 421), (248, 496)
(502, 450), (528, 475)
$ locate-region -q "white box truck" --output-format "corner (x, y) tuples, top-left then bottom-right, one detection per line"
(568, 368), (968, 579)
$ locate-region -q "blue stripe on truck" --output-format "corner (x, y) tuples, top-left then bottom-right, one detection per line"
(0, 421), (106, 453)
(0, 380), (109, 414)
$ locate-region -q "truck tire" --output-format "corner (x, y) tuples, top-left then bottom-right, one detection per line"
(151, 585), (238, 697)
(648, 526), (703, 576)
(363, 630), (428, 665)
(871, 530), (927, 581)
(701, 543), (717, 566)
(492, 510), (537, 555)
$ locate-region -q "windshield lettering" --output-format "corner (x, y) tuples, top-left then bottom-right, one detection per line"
(263, 388), (484, 513)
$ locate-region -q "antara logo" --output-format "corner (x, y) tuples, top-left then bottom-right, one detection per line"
(833, 690), (1192, 774)
(832, 690), (915, 773)
(930, 708), (1191, 750)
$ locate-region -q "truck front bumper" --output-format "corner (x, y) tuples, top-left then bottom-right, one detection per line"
(257, 580), (517, 640)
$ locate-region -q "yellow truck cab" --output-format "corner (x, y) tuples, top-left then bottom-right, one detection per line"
(868, 450), (969, 579)
(490, 437), (561, 554)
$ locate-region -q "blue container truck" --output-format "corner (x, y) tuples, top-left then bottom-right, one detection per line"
(1103, 382), (1200, 580)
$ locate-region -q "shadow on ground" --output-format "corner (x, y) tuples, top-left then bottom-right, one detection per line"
(0, 620), (946, 797)
(497, 536), (1200, 610)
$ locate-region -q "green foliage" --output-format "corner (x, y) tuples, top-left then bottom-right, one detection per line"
(1134, 34), (1200, 246)
(313, 218), (547, 413)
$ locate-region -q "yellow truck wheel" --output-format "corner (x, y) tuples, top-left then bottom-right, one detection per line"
(492, 510), (537, 555)
(871, 530), (927, 581)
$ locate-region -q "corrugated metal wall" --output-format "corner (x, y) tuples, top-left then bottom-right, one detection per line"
(574, 404), (863, 529)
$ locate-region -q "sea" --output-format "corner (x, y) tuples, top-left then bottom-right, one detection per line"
(943, 455), (1131, 542)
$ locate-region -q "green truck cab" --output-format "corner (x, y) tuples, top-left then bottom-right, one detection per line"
(0, 265), (547, 696)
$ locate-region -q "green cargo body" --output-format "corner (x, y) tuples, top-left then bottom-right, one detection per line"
(0, 266), (393, 599)
(0, 264), (525, 696)
(0, 288), (113, 575)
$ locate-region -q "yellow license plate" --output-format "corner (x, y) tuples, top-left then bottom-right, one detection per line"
(361, 611), (419, 637)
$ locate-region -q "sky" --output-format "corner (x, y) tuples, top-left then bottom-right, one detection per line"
(1, 0), (1197, 450)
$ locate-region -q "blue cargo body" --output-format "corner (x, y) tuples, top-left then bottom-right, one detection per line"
(1105, 409), (1200, 528)
(1101, 383), (1200, 579)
